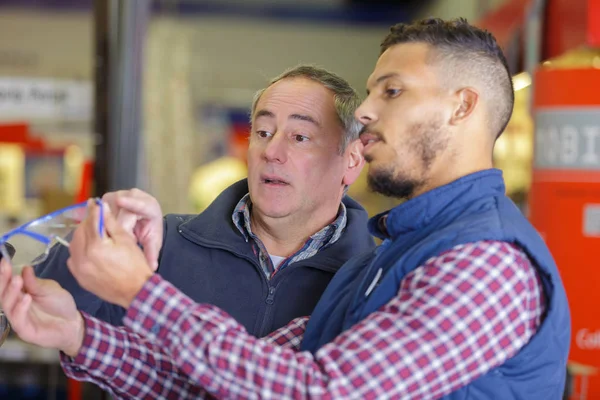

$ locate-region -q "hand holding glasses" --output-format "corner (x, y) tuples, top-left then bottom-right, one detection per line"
(0, 242), (15, 346)
(0, 198), (104, 347)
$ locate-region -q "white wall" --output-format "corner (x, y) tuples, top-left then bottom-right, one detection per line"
(0, 10), (93, 80)
(184, 16), (387, 105)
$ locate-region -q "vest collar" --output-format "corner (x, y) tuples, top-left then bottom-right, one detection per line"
(369, 169), (506, 239)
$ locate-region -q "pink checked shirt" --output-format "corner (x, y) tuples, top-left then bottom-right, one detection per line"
(61, 240), (544, 399)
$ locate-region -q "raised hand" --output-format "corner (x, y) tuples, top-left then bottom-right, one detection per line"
(0, 262), (85, 357)
(102, 188), (164, 271)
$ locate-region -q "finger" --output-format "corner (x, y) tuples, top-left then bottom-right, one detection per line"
(102, 203), (133, 242)
(119, 191), (162, 269)
(102, 190), (135, 211)
(0, 259), (12, 298)
(143, 245), (159, 271)
(115, 209), (139, 235)
(10, 293), (32, 335)
(21, 266), (38, 293)
(103, 191), (139, 233)
(116, 189), (159, 220)
(3, 275), (24, 316)
(101, 191), (119, 212)
(83, 199), (102, 242)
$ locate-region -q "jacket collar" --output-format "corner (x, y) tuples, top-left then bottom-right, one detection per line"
(178, 179), (375, 272)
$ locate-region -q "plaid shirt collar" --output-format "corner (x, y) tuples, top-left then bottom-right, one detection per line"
(232, 193), (347, 278)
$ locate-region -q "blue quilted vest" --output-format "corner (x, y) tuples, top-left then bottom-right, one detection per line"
(301, 169), (570, 399)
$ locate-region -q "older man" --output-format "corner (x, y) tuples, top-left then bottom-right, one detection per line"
(33, 64), (374, 336)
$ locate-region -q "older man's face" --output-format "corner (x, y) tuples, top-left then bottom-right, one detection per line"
(247, 77), (353, 224)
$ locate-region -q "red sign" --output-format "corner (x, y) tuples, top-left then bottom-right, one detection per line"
(530, 67), (600, 398)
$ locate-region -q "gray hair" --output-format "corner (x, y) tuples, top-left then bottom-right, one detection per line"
(250, 65), (363, 154)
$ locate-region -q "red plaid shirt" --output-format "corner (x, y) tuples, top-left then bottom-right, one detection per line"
(61, 240), (544, 399)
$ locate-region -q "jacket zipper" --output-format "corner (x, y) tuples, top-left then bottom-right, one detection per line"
(257, 285), (277, 336)
(179, 228), (281, 336)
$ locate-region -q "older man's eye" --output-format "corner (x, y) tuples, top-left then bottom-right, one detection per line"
(293, 135), (309, 142)
(256, 130), (272, 138)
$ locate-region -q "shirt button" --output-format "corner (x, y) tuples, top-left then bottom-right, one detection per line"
(151, 324), (160, 335)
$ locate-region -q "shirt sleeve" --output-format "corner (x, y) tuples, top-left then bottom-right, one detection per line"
(60, 312), (209, 399)
(263, 315), (309, 350)
(121, 240), (545, 399)
(59, 312), (310, 398)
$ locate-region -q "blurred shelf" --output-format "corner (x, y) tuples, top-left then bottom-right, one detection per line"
(0, 337), (59, 364)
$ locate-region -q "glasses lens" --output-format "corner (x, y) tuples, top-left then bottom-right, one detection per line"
(0, 312), (9, 347)
(0, 204), (90, 273)
(1, 234), (50, 273)
(27, 205), (87, 242)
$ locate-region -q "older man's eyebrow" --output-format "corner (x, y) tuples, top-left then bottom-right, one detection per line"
(254, 109), (321, 127)
(254, 109), (275, 119)
(290, 113), (321, 127)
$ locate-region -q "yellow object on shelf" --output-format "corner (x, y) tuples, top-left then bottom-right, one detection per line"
(0, 144), (25, 215)
(189, 156), (248, 213)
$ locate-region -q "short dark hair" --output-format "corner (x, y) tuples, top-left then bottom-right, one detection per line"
(381, 18), (514, 139)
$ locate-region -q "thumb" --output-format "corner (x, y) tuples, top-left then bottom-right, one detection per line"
(21, 266), (57, 297)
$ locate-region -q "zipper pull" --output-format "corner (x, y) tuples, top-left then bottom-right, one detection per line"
(266, 286), (275, 304)
(365, 268), (383, 297)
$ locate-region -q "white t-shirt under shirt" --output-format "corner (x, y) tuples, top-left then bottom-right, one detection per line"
(269, 255), (286, 270)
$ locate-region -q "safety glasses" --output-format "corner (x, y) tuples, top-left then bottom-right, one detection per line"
(0, 198), (103, 347)
(0, 198), (104, 273)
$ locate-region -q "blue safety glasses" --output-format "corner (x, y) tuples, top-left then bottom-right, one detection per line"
(0, 198), (104, 274)
(0, 198), (103, 347)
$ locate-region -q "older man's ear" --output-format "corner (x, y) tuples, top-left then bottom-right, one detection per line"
(342, 139), (365, 187)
